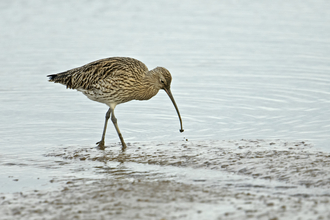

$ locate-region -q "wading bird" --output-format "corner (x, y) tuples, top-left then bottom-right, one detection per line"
(47, 57), (184, 150)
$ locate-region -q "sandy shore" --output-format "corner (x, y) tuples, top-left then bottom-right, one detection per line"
(1, 140), (330, 220)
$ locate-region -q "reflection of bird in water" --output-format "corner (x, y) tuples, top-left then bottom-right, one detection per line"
(47, 57), (184, 150)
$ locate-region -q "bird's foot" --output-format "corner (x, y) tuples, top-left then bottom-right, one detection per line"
(119, 138), (127, 152)
(121, 143), (127, 152)
(96, 140), (105, 150)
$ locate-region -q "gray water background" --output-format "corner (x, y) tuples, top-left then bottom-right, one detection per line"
(0, 0), (330, 193)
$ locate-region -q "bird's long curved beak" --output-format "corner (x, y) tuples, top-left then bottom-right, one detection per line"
(164, 88), (184, 133)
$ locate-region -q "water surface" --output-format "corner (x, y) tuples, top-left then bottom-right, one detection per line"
(0, 1), (330, 219)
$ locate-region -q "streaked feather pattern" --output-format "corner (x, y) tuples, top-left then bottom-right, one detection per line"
(48, 57), (148, 90)
(47, 56), (183, 150)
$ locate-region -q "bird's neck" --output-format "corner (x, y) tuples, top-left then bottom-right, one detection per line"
(134, 70), (160, 100)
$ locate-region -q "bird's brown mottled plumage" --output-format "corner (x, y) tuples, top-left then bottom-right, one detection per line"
(48, 57), (148, 90)
(47, 57), (184, 151)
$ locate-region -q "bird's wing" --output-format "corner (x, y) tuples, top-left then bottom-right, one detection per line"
(47, 57), (149, 90)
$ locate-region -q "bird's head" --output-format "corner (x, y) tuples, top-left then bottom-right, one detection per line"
(150, 67), (184, 133)
(152, 67), (172, 91)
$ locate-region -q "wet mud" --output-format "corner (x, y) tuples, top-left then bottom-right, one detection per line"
(1, 140), (330, 220)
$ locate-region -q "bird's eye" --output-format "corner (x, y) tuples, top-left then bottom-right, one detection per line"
(160, 80), (165, 84)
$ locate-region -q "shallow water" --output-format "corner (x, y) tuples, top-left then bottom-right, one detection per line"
(1, 0), (330, 219)
(2, 140), (330, 219)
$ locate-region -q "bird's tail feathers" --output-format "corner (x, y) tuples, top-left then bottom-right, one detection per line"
(47, 71), (73, 88)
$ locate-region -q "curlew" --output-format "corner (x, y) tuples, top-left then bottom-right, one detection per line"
(47, 57), (184, 150)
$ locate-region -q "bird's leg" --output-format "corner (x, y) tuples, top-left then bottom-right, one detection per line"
(96, 108), (111, 149)
(111, 110), (127, 151)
